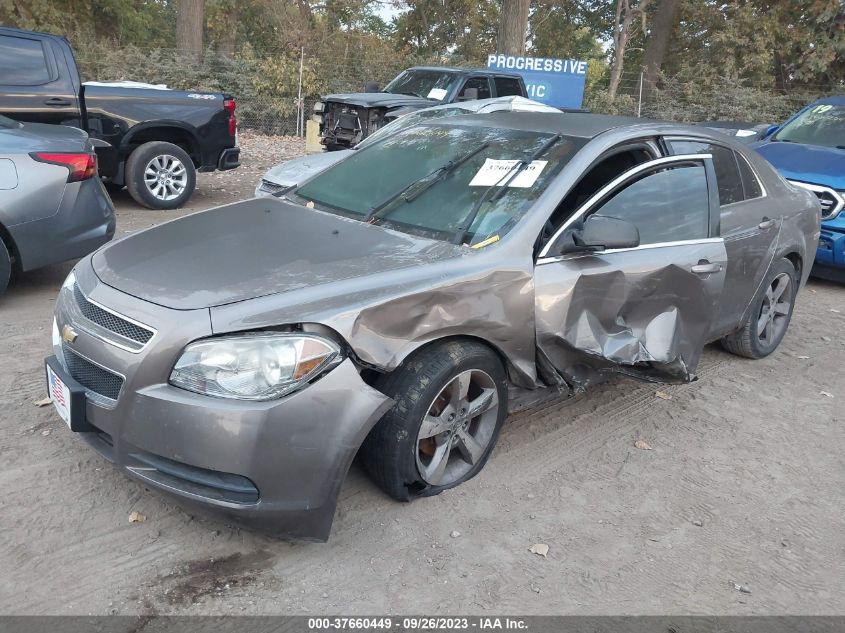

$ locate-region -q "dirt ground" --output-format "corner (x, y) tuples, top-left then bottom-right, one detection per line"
(1, 133), (843, 616)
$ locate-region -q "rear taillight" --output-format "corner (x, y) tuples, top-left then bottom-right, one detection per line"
(224, 98), (237, 137)
(31, 152), (97, 182)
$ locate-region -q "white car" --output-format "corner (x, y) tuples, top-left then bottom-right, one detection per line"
(255, 96), (561, 197)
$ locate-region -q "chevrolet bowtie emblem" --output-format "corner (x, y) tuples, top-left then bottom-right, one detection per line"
(61, 324), (78, 344)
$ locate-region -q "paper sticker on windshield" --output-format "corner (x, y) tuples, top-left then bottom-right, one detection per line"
(469, 159), (548, 188)
(427, 88), (448, 100)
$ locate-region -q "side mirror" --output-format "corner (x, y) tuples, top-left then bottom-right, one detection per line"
(364, 81), (380, 93)
(558, 215), (640, 254)
(459, 87), (478, 102)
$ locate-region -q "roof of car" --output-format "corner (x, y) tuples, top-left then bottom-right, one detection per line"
(428, 111), (662, 139)
(406, 66), (524, 79)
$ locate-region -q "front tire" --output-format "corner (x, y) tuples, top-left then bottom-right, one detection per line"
(360, 340), (508, 501)
(125, 141), (196, 210)
(721, 258), (797, 359)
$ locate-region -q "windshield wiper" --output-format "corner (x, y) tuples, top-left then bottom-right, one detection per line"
(451, 134), (562, 246)
(363, 142), (490, 223)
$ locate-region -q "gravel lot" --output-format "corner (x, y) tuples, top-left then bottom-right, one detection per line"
(1, 133), (843, 616)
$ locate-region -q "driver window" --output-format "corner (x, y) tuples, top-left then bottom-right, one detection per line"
(459, 77), (491, 100)
(588, 164), (710, 245)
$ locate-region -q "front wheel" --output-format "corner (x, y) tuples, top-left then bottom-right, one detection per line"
(125, 141), (196, 210)
(721, 258), (798, 359)
(360, 340), (508, 501)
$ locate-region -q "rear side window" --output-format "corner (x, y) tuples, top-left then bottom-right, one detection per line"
(590, 164), (710, 245)
(494, 77), (522, 97)
(668, 140), (744, 206)
(736, 153), (763, 199)
(0, 35), (50, 85)
(459, 77), (492, 100)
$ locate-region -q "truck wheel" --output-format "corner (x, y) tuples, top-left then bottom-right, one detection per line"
(0, 238), (11, 296)
(360, 340), (508, 502)
(125, 142), (196, 210)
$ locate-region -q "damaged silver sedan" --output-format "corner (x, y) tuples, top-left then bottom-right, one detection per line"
(46, 112), (820, 540)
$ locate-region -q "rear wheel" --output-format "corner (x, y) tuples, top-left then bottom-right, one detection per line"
(721, 258), (797, 359)
(360, 340), (508, 501)
(0, 238), (10, 295)
(125, 141), (196, 210)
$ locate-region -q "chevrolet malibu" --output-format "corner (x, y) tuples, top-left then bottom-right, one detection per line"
(46, 112), (820, 541)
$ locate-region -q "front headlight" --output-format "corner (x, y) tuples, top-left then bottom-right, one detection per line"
(169, 333), (341, 401)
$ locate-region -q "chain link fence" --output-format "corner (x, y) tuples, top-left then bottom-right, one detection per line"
(75, 44), (845, 136)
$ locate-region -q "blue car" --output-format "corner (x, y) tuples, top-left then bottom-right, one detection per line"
(754, 97), (845, 281)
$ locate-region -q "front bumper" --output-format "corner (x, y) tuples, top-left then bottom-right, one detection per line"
(813, 217), (845, 280)
(52, 262), (392, 541)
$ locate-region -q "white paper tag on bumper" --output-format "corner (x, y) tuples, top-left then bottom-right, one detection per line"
(469, 159), (548, 188)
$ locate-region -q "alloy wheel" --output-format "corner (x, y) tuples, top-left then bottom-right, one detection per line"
(415, 369), (500, 486)
(143, 154), (188, 201)
(757, 272), (792, 345)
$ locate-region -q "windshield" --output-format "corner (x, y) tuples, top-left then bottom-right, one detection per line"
(0, 114), (20, 129)
(357, 106), (473, 150)
(775, 103), (845, 149)
(384, 70), (457, 101)
(293, 122), (583, 244)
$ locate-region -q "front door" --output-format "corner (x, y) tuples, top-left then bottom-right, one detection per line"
(534, 155), (727, 387)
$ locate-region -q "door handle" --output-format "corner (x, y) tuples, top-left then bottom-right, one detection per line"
(758, 217), (776, 230)
(44, 97), (71, 107)
(691, 261), (722, 275)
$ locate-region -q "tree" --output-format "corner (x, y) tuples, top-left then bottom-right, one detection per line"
(394, 0), (499, 61)
(177, 0), (205, 60)
(641, 0), (680, 100)
(497, 0), (530, 55)
(608, 0), (650, 100)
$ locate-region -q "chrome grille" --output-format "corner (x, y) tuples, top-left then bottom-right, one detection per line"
(63, 346), (124, 402)
(817, 191), (838, 219)
(788, 180), (844, 220)
(73, 283), (154, 345)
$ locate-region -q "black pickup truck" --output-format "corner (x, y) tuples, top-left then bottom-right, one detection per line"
(0, 27), (240, 209)
(316, 66), (527, 149)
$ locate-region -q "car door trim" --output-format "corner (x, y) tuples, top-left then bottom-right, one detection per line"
(538, 153), (714, 259)
(537, 237), (725, 265)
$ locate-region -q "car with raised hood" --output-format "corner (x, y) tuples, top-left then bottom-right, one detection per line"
(256, 96), (561, 197)
(753, 97), (845, 281)
(315, 66), (528, 150)
(46, 112), (819, 541)
(0, 26), (240, 210)
(0, 114), (114, 295)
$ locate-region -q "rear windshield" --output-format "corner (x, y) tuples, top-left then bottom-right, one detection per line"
(293, 123), (583, 245)
(775, 104), (845, 149)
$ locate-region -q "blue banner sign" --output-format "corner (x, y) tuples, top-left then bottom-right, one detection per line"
(486, 54), (588, 109)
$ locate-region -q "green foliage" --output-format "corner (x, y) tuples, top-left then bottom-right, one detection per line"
(2, 0), (843, 128)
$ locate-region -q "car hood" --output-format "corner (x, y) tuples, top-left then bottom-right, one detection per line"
(754, 141), (845, 190)
(323, 92), (437, 109)
(92, 198), (462, 310)
(259, 150), (353, 191)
